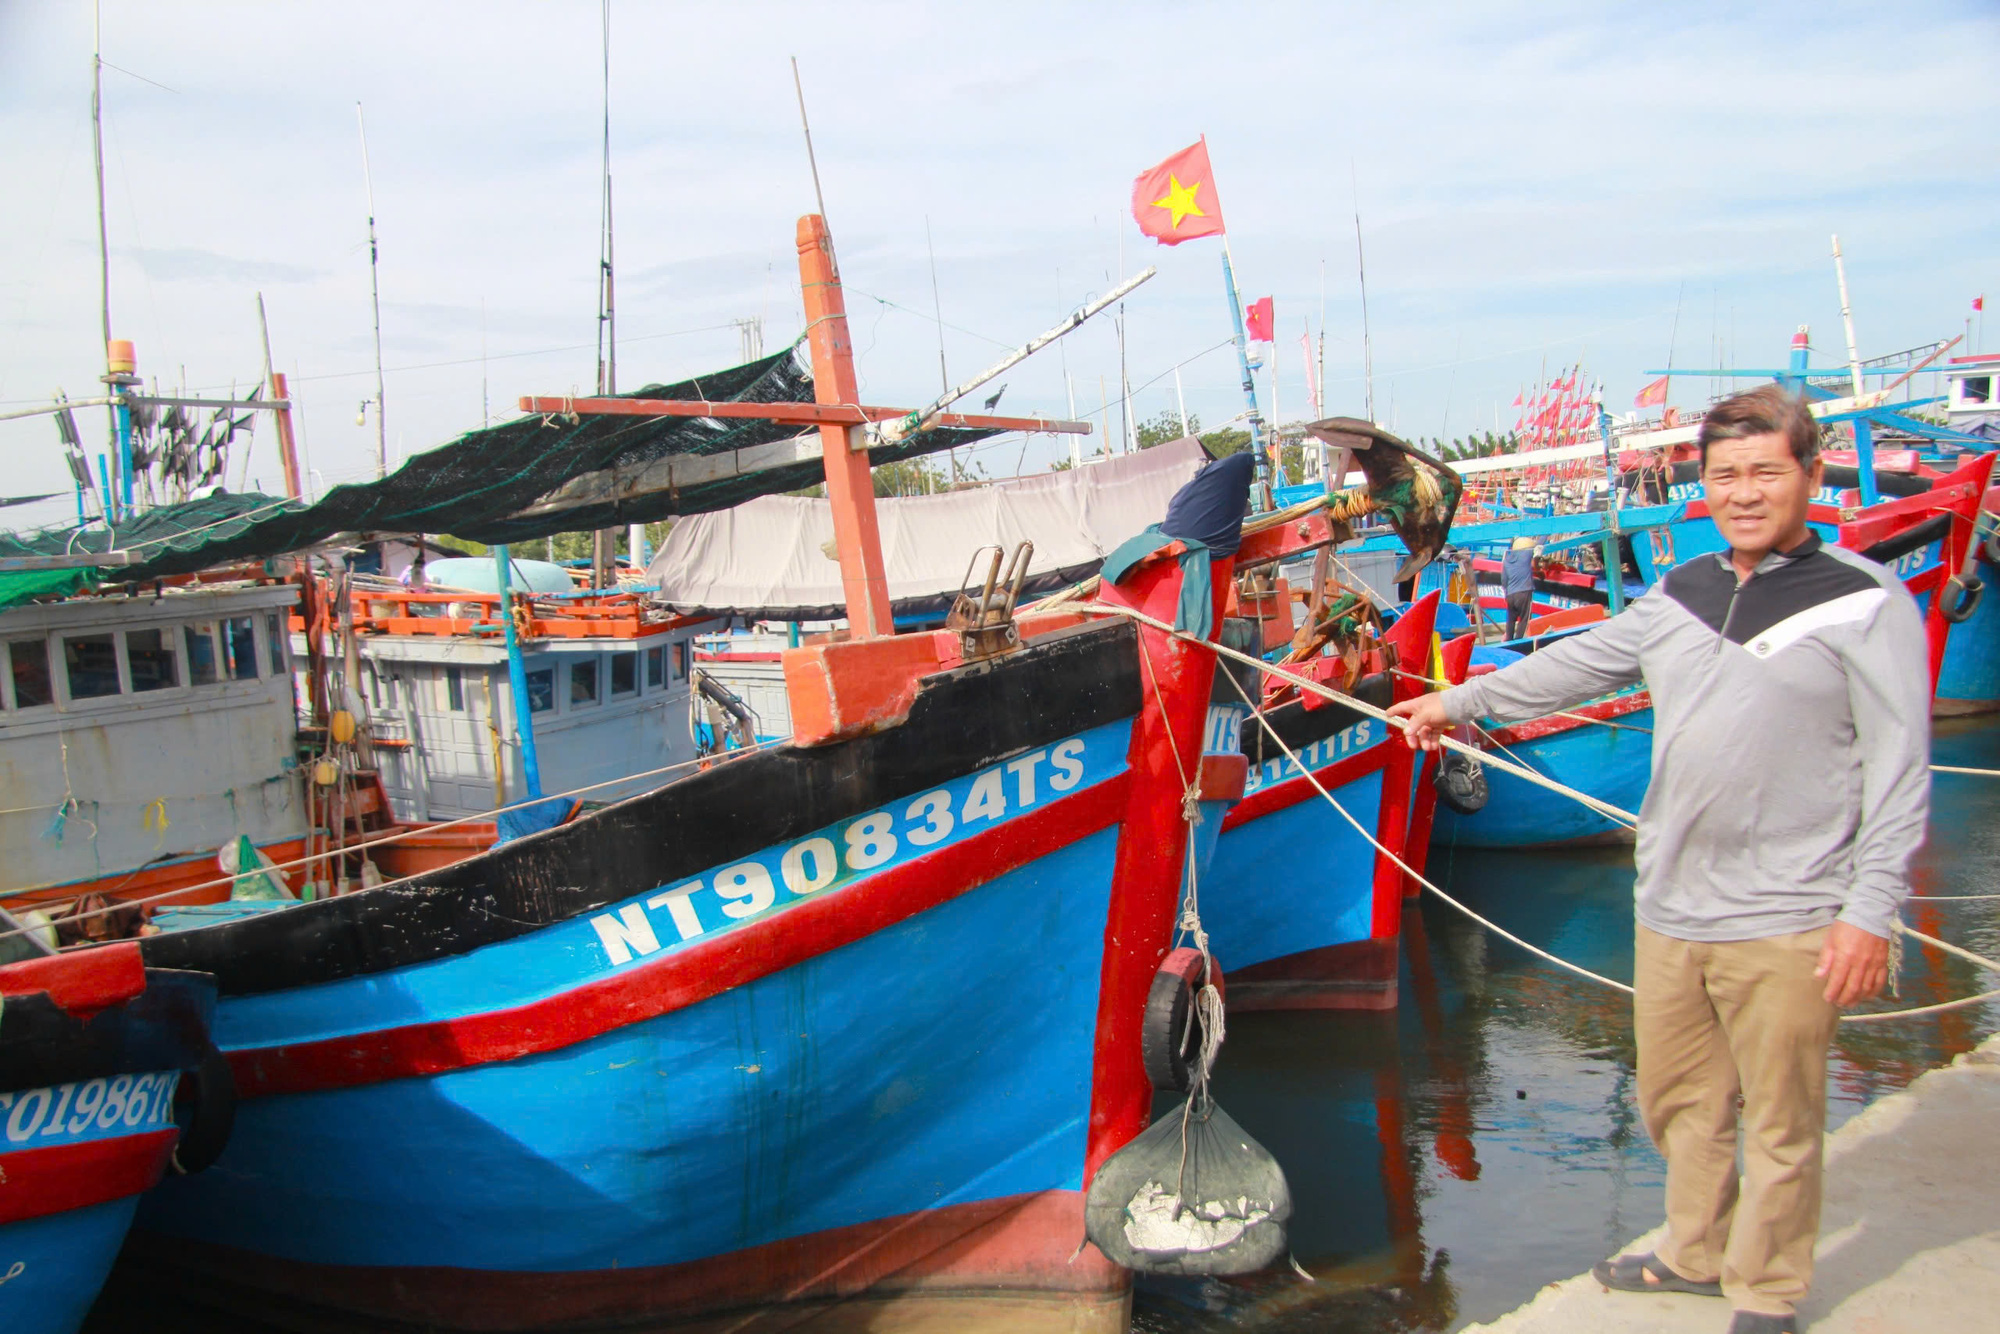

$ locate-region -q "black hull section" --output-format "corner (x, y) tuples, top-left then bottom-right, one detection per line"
(0, 967), (217, 1094)
(140, 621), (1143, 997)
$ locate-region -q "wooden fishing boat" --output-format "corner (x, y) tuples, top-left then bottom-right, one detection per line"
(27, 213), (1337, 1333)
(1202, 593), (1438, 1010)
(0, 942), (222, 1334)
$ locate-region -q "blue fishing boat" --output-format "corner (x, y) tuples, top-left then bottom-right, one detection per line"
(1206, 592), (1439, 1008)
(0, 942), (221, 1334)
(19, 212), (1353, 1332)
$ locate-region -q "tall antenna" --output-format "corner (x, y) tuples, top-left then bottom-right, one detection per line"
(90, 1), (111, 367)
(595, 0), (616, 397)
(481, 296), (490, 428)
(90, 0), (117, 488)
(356, 102), (388, 478)
(926, 216), (952, 486)
(1353, 203), (1374, 422)
(790, 58), (830, 240)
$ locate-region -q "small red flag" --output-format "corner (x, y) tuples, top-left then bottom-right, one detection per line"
(1634, 375), (1669, 408)
(1977, 295), (1987, 312)
(1131, 140), (1228, 246)
(1245, 297), (1274, 342)
(1511, 392), (1523, 407)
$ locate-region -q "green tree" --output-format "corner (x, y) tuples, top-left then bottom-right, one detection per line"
(1136, 408), (1198, 449)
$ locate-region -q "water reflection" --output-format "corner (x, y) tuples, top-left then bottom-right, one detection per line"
(1135, 714), (2000, 1332)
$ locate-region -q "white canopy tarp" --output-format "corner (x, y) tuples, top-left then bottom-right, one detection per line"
(649, 437), (1208, 619)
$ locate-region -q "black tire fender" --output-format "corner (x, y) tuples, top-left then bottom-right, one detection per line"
(171, 1048), (237, 1174)
(1942, 575), (1984, 626)
(1141, 947), (1222, 1094)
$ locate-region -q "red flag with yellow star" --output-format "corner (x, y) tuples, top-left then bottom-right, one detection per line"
(1132, 139), (1226, 246)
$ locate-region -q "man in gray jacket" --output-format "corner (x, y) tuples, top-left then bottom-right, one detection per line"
(1389, 385), (1929, 1334)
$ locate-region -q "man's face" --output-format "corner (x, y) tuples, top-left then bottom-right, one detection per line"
(1702, 432), (1821, 560)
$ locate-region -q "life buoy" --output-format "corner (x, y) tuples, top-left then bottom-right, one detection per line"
(171, 1048), (237, 1174)
(1942, 575), (1984, 626)
(1141, 947), (1223, 1093)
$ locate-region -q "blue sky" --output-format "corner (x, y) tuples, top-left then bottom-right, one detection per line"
(1, 1), (1995, 528)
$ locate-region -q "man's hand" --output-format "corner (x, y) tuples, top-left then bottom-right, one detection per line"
(1815, 921), (1891, 1006)
(1386, 694), (1454, 752)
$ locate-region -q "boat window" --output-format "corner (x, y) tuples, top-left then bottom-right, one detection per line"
(1965, 376), (1992, 405)
(446, 665), (464, 712)
(610, 651), (637, 697)
(645, 644), (665, 689)
(525, 667), (554, 713)
(265, 611), (288, 674)
(7, 639), (52, 709)
(125, 628), (178, 692)
(184, 623), (220, 684)
(63, 633), (122, 699)
(570, 657), (600, 708)
(672, 641), (689, 681)
(221, 616), (258, 680)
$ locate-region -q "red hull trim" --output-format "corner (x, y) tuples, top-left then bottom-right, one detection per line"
(232, 775), (1130, 1100)
(0, 1128), (177, 1226)
(1220, 744), (1391, 831)
(1483, 689), (1653, 747)
(122, 1189), (1124, 1332)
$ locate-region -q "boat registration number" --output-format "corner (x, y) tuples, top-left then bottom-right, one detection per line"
(1, 1071), (181, 1150)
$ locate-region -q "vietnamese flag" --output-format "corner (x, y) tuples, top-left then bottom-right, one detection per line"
(1245, 297), (1274, 342)
(1634, 375), (1669, 408)
(1132, 139), (1227, 246)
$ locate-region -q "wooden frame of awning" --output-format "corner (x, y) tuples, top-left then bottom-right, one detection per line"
(521, 216), (1094, 638)
(514, 395), (1087, 441)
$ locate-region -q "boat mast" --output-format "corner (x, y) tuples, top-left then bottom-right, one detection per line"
(90, 0), (123, 516)
(593, 0), (635, 581)
(356, 103), (388, 478)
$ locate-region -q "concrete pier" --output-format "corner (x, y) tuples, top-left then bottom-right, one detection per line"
(1466, 1031), (2000, 1333)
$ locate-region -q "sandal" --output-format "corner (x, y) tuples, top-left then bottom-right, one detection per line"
(1590, 1251), (1724, 1297)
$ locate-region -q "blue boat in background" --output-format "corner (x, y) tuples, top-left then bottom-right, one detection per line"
(0, 942), (222, 1334)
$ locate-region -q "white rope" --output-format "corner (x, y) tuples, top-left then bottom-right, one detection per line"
(1085, 598), (2000, 1025)
(1078, 600), (1642, 829)
(1219, 664), (1636, 995)
(1930, 765), (2000, 777)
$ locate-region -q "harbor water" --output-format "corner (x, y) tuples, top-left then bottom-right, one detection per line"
(1133, 712), (2000, 1333)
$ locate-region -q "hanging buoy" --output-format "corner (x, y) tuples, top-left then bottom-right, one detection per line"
(313, 757), (340, 787)
(1142, 947), (1222, 1094)
(329, 709), (357, 744)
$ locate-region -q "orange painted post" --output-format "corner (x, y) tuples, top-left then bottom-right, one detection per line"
(271, 370), (304, 500)
(796, 214), (894, 640)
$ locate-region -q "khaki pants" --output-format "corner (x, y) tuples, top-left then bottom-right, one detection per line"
(1635, 924), (1840, 1316)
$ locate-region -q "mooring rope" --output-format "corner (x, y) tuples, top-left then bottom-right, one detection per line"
(1075, 603), (1640, 829)
(1083, 598), (2000, 1023)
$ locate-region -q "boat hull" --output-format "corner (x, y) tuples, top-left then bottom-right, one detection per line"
(1207, 597), (1438, 1010)
(1, 954), (213, 1334)
(128, 567), (1233, 1331)
(1430, 693), (1653, 850)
